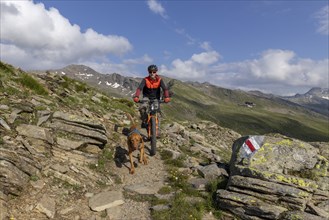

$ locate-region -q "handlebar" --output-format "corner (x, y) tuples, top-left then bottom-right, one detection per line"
(137, 99), (165, 104)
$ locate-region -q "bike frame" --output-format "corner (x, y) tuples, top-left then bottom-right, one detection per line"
(146, 99), (161, 138)
(140, 99), (163, 156)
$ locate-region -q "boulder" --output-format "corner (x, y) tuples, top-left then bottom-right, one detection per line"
(216, 135), (329, 219)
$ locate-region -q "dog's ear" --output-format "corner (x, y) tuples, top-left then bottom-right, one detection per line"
(122, 127), (130, 136)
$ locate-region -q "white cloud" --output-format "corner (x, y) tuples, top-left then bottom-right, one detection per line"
(0, 1), (132, 70)
(191, 51), (220, 65)
(249, 49), (296, 81)
(175, 28), (196, 45)
(83, 54), (153, 76)
(162, 50), (221, 79)
(123, 54), (153, 65)
(315, 5), (329, 35)
(238, 50), (329, 90)
(147, 0), (168, 19)
(161, 59), (204, 79)
(162, 49), (329, 95)
(200, 41), (212, 51)
(0, 1), (327, 96)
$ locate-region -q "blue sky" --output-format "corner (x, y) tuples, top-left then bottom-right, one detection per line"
(1, 0), (328, 95)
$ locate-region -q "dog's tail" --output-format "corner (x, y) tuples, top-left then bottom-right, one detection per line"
(126, 113), (136, 126)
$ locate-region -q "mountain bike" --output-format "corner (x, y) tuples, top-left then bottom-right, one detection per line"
(139, 99), (164, 156)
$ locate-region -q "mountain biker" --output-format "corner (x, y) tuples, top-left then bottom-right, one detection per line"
(133, 64), (170, 128)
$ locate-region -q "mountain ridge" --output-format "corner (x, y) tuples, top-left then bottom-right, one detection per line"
(282, 87), (329, 116)
(49, 64), (329, 103)
(44, 64), (329, 142)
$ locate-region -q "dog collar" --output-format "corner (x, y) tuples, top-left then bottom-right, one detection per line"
(128, 128), (140, 137)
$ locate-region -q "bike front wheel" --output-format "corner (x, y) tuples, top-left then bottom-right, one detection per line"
(150, 116), (157, 156)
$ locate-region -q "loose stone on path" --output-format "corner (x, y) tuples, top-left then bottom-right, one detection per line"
(89, 191), (124, 212)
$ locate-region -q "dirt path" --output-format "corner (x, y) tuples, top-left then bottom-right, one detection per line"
(110, 141), (168, 220)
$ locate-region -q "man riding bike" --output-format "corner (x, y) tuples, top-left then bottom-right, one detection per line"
(133, 64), (170, 129)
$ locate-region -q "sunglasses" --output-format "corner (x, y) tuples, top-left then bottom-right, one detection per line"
(149, 71), (157, 74)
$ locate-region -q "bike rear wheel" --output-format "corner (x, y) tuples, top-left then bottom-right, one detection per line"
(150, 116), (157, 156)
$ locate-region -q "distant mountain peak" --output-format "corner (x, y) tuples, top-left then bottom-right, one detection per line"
(306, 87), (324, 95)
(283, 87), (329, 117)
(50, 65), (141, 98)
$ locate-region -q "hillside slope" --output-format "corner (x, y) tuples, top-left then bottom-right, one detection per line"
(0, 61), (238, 219)
(48, 64), (329, 142)
(164, 80), (329, 142)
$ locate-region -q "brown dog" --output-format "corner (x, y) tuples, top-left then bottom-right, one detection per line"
(126, 113), (148, 174)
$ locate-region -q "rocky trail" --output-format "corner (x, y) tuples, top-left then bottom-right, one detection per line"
(1, 64), (329, 220)
(3, 121), (219, 220)
(1, 108), (230, 220)
(110, 151), (168, 220)
(4, 119), (168, 220)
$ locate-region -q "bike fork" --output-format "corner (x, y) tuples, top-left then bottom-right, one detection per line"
(147, 114), (159, 138)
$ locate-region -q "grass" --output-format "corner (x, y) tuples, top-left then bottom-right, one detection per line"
(74, 81), (88, 93)
(109, 98), (135, 115)
(164, 155), (186, 168)
(142, 150), (224, 220)
(16, 73), (49, 95)
(29, 175), (39, 181)
(12, 112), (35, 127)
(89, 148), (113, 173)
(0, 61), (49, 97)
(0, 61), (15, 76)
(52, 177), (82, 191)
(163, 82), (329, 142)
(88, 147), (122, 185)
(123, 149), (224, 220)
(151, 193), (204, 220)
(26, 71), (128, 117)
(1, 86), (21, 96)
(150, 177), (226, 220)
(158, 186), (172, 195)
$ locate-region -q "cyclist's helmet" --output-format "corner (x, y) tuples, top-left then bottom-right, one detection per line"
(148, 64), (158, 73)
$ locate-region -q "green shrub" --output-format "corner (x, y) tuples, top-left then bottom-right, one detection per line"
(61, 80), (70, 89)
(30, 175), (39, 181)
(75, 82), (88, 93)
(151, 193), (203, 220)
(203, 178), (226, 218)
(89, 148), (113, 174)
(100, 96), (110, 104)
(158, 186), (172, 194)
(0, 61), (15, 76)
(62, 96), (80, 107)
(17, 73), (48, 95)
(117, 98), (134, 107)
(109, 98), (135, 114)
(160, 150), (173, 160)
(160, 150), (186, 167)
